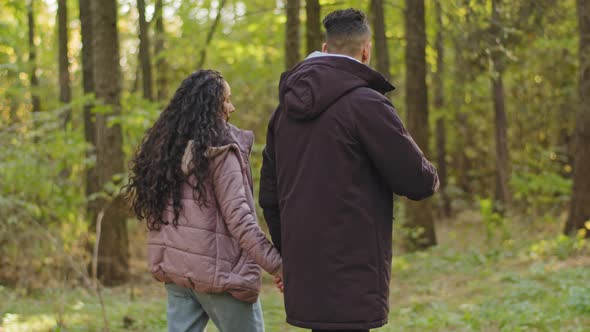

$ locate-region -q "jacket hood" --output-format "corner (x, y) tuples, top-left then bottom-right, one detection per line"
(279, 55), (395, 121)
(181, 124), (254, 174)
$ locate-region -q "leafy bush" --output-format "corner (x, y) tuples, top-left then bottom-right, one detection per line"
(511, 146), (572, 217)
(479, 197), (510, 242)
(527, 234), (589, 260)
(0, 108), (89, 289)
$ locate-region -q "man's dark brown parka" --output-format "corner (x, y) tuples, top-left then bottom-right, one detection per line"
(260, 55), (439, 330)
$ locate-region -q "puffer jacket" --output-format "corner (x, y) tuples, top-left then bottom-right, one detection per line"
(148, 125), (282, 303)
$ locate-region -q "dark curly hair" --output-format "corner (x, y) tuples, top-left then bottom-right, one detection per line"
(124, 70), (228, 231)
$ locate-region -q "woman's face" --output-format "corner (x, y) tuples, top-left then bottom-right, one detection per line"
(222, 81), (235, 121)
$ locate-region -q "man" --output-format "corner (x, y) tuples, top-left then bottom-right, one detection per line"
(260, 8), (439, 332)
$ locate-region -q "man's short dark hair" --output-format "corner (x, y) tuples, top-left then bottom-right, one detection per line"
(322, 9), (371, 55)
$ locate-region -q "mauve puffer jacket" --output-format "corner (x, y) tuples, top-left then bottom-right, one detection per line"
(148, 125), (282, 303)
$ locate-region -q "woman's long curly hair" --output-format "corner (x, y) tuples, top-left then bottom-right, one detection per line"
(124, 70), (228, 231)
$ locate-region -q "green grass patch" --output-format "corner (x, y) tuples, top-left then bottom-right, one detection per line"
(2, 218), (589, 332)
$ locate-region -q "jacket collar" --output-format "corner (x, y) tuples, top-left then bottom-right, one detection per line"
(181, 124), (254, 175)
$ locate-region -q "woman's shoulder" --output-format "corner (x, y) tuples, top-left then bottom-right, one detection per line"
(227, 124), (254, 155)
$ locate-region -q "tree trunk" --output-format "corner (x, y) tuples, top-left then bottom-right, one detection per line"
(197, 0), (227, 69)
(58, 0), (71, 126)
(452, 39), (473, 199)
(434, 0), (451, 217)
(452, 0), (474, 201)
(370, 0), (391, 80)
(91, 0), (129, 285)
(7, 54), (21, 123)
(27, 0), (41, 113)
(490, 0), (512, 212)
(137, 0), (153, 101)
(80, 0), (100, 232)
(305, 0), (322, 55)
(285, 0), (301, 69)
(404, 0), (436, 249)
(154, 0), (168, 102)
(564, 0), (590, 237)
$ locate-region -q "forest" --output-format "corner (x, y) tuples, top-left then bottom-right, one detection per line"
(1, 0), (589, 331)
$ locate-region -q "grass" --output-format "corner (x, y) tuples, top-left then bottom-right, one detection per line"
(1, 212), (589, 332)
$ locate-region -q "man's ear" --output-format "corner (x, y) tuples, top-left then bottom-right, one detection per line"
(361, 43), (371, 64)
(322, 43), (328, 53)
(361, 49), (367, 63)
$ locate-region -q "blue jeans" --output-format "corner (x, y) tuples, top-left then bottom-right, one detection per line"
(165, 283), (264, 332)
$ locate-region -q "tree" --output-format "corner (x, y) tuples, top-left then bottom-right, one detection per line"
(451, 0), (475, 200)
(58, 0), (71, 126)
(79, 0), (100, 237)
(91, 0), (129, 285)
(285, 0), (301, 69)
(434, 0), (451, 217)
(564, 0), (590, 237)
(137, 0), (153, 101)
(404, 0), (436, 249)
(197, 0), (227, 69)
(490, 0), (512, 211)
(370, 0), (391, 80)
(305, 0), (322, 55)
(27, 0), (40, 113)
(154, 0), (168, 102)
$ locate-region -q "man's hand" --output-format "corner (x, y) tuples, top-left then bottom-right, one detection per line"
(273, 266), (284, 293)
(274, 275), (284, 293)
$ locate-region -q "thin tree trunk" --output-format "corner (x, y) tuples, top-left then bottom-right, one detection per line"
(285, 0), (301, 69)
(133, 64), (141, 94)
(92, 0), (129, 285)
(137, 0), (153, 101)
(305, 0), (322, 55)
(197, 0), (227, 69)
(452, 41), (473, 200)
(27, 0), (41, 113)
(453, 0), (474, 201)
(434, 0), (451, 217)
(154, 0), (168, 102)
(80, 0), (99, 228)
(404, 0), (436, 249)
(7, 55), (21, 123)
(370, 0), (391, 80)
(58, 0), (71, 126)
(564, 0), (590, 237)
(490, 0), (512, 212)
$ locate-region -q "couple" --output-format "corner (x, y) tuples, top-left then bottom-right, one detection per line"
(126, 8), (439, 332)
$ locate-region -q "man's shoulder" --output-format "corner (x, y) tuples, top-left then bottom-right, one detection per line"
(345, 86), (394, 111)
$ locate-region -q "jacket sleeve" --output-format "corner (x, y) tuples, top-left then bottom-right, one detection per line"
(213, 150), (282, 275)
(355, 95), (439, 201)
(259, 108), (282, 253)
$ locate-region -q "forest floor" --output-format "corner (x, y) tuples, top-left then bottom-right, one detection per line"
(1, 211), (590, 332)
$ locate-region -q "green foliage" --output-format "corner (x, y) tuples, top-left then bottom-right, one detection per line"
(2, 221), (590, 332)
(511, 145), (573, 217)
(527, 234), (589, 261)
(567, 286), (590, 314)
(118, 93), (162, 156)
(478, 197), (509, 242)
(0, 107), (89, 288)
(512, 171), (572, 212)
(0, 1), (587, 328)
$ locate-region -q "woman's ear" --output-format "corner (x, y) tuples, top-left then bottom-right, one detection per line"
(322, 43), (328, 53)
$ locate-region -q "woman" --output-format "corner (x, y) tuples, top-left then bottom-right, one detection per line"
(125, 70), (282, 332)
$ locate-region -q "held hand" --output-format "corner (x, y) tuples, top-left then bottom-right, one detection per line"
(274, 275), (284, 293)
(273, 266), (284, 293)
